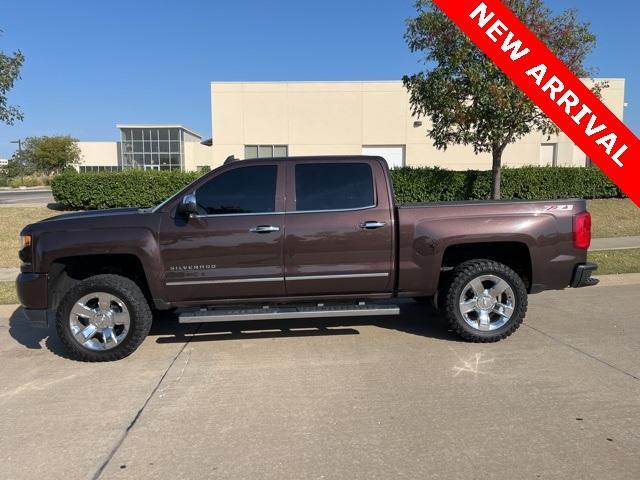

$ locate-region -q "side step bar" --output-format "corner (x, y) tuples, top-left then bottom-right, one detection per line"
(179, 303), (400, 324)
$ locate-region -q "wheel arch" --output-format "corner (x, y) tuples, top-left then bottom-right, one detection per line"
(48, 254), (154, 313)
(440, 241), (533, 292)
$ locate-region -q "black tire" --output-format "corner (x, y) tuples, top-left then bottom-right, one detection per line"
(413, 297), (431, 305)
(56, 274), (153, 361)
(444, 260), (527, 342)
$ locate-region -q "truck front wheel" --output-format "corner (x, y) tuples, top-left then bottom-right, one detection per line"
(56, 274), (153, 361)
(444, 260), (528, 342)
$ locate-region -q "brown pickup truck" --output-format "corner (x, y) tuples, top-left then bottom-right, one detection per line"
(17, 156), (597, 361)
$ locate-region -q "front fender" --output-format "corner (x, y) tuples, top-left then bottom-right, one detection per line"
(35, 227), (165, 300)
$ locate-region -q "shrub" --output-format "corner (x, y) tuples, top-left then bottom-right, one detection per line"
(52, 170), (201, 209)
(18, 174), (54, 188)
(390, 166), (624, 203)
(51, 166), (624, 210)
(0, 174), (54, 188)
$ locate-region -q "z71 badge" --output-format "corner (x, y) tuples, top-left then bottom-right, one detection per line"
(544, 205), (574, 212)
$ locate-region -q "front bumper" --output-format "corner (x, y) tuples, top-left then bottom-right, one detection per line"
(571, 262), (599, 288)
(16, 272), (50, 328)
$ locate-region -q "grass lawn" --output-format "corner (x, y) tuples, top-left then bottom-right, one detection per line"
(0, 281), (18, 304)
(588, 199), (640, 238)
(589, 249), (640, 276)
(0, 206), (58, 268)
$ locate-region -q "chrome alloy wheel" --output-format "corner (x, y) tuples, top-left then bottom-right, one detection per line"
(68, 292), (131, 351)
(458, 275), (515, 332)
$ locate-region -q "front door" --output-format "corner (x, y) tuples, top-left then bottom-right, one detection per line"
(159, 163), (286, 302)
(283, 160), (394, 296)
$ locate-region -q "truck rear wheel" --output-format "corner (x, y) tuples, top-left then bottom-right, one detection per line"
(444, 260), (527, 342)
(56, 274), (152, 361)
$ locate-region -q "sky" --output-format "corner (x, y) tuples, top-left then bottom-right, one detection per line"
(0, 0), (638, 159)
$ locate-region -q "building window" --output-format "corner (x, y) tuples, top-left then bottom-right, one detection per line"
(79, 166), (122, 172)
(244, 145), (288, 159)
(539, 143), (558, 167)
(120, 128), (184, 170)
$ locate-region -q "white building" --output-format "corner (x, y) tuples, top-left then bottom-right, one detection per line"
(77, 124), (212, 172)
(77, 79), (626, 171)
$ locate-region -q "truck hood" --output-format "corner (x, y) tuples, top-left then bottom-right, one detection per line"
(21, 208), (153, 235)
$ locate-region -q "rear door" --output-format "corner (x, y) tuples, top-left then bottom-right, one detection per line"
(283, 159), (394, 296)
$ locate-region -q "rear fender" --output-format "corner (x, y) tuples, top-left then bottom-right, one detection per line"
(399, 214), (564, 295)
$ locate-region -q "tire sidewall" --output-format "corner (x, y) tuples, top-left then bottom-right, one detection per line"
(56, 275), (151, 361)
(446, 261), (527, 341)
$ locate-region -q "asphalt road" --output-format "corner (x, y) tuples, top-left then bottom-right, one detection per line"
(1, 282), (638, 479)
(0, 189), (54, 205)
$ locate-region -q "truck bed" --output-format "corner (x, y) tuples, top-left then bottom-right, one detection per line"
(395, 198), (587, 296)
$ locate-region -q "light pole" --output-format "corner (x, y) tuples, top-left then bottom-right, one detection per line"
(10, 139), (22, 156)
(10, 139), (24, 183)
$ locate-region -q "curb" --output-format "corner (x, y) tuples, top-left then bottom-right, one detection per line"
(593, 272), (640, 287)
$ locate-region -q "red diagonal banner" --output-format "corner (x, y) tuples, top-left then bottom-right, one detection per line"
(432, 0), (640, 207)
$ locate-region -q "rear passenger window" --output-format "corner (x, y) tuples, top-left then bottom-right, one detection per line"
(196, 165), (277, 215)
(295, 163), (375, 211)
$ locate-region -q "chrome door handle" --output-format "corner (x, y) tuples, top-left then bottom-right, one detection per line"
(359, 221), (387, 229)
(250, 225), (280, 233)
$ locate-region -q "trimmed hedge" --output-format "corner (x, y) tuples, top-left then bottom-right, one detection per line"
(51, 170), (201, 209)
(52, 166), (624, 210)
(391, 166), (624, 203)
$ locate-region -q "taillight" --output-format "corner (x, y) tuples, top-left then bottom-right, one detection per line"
(573, 211), (592, 250)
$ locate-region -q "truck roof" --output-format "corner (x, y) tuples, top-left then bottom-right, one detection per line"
(231, 155), (385, 164)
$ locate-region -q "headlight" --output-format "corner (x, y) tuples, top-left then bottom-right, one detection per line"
(19, 234), (33, 264)
(21, 234), (32, 249)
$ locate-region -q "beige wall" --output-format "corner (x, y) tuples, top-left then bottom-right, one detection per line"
(183, 142), (213, 171)
(77, 142), (119, 167)
(210, 80), (626, 169)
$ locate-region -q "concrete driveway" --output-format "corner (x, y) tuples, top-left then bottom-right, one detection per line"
(1, 282), (638, 479)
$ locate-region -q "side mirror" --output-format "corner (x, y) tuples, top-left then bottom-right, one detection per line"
(178, 193), (198, 217)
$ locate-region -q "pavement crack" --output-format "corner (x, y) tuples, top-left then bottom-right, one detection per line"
(524, 323), (639, 381)
(89, 324), (202, 480)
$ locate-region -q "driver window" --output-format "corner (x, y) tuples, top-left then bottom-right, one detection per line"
(195, 165), (278, 215)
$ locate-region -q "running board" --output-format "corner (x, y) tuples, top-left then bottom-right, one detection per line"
(178, 303), (400, 324)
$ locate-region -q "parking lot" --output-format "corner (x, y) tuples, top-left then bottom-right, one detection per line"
(1, 279), (639, 480)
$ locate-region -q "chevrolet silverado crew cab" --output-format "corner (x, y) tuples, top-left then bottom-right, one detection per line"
(17, 156), (598, 361)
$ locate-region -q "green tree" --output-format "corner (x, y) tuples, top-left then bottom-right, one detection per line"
(0, 29), (24, 125)
(1, 156), (34, 178)
(403, 0), (600, 199)
(18, 135), (81, 174)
